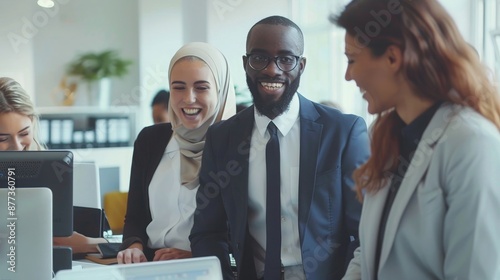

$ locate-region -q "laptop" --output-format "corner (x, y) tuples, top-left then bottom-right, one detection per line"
(0, 188), (53, 280)
(54, 256), (223, 280)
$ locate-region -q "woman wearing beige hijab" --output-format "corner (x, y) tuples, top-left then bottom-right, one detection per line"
(118, 42), (236, 264)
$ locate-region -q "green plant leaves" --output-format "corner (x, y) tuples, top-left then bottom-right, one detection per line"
(67, 50), (132, 81)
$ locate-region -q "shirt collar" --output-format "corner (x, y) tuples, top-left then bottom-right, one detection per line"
(400, 101), (442, 154)
(254, 93), (300, 137)
(165, 136), (179, 155)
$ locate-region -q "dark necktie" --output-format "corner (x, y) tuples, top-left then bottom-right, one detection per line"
(264, 122), (281, 279)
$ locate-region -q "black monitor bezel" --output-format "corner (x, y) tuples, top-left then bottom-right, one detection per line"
(0, 150), (73, 237)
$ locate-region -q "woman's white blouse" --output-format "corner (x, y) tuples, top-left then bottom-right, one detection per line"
(146, 137), (199, 251)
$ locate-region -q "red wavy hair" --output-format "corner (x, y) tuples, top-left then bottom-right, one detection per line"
(333, 0), (500, 199)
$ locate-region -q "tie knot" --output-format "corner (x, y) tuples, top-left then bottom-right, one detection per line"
(267, 122), (278, 136)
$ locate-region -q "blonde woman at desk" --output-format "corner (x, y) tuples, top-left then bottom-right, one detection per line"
(0, 77), (107, 253)
(117, 42), (236, 264)
(0, 77), (44, 151)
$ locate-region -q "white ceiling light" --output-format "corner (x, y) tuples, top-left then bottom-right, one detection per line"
(37, 0), (55, 8)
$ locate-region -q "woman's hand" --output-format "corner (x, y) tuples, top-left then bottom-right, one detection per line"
(117, 243), (147, 264)
(153, 248), (192, 261)
(53, 231), (105, 254)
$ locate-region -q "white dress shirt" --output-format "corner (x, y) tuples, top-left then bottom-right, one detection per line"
(248, 93), (304, 278)
(146, 137), (198, 251)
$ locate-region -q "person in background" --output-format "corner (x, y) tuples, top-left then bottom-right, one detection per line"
(190, 16), (370, 280)
(333, 0), (500, 279)
(151, 89), (170, 124)
(117, 42), (236, 264)
(0, 77), (107, 253)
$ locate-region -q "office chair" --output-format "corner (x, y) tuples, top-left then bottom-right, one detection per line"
(103, 191), (128, 234)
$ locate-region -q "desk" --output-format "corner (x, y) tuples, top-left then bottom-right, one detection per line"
(57, 256), (223, 280)
(70, 235), (122, 270)
(72, 259), (104, 270)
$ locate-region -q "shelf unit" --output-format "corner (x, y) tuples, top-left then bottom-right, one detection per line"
(38, 106), (138, 149)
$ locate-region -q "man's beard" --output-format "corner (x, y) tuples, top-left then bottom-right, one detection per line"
(246, 74), (300, 119)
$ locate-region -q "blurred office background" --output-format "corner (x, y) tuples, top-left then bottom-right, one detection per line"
(0, 0), (497, 191)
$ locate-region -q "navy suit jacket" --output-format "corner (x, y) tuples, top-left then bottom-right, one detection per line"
(190, 94), (370, 279)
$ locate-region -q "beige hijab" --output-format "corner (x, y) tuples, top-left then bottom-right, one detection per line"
(167, 42), (236, 189)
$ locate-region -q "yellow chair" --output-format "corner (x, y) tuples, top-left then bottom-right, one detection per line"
(103, 191), (128, 234)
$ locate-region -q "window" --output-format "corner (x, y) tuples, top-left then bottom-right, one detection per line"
(293, 0), (495, 127)
(292, 0), (372, 124)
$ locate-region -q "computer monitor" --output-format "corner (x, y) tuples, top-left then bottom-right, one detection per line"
(0, 150), (73, 237)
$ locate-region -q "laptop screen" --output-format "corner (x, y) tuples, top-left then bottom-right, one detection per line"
(55, 256), (222, 280)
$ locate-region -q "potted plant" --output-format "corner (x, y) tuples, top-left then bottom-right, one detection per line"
(67, 50), (132, 107)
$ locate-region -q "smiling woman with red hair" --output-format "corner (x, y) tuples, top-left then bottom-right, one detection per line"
(333, 0), (500, 279)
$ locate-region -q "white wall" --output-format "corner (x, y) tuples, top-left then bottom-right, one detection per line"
(0, 0), (140, 107)
(0, 0), (37, 100)
(137, 0), (182, 128)
(440, 0), (474, 43)
(32, 0), (140, 107)
(207, 0), (291, 91)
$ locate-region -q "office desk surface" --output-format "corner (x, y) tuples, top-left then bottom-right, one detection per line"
(72, 259), (104, 270)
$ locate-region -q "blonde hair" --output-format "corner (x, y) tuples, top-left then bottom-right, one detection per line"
(0, 77), (45, 150)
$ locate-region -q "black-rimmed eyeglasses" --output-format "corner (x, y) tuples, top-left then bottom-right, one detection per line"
(245, 53), (302, 72)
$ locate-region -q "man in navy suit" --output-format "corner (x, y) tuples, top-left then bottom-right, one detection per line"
(190, 16), (370, 280)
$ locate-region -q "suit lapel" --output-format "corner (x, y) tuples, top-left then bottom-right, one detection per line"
(297, 95), (322, 241)
(379, 104), (457, 268)
(362, 185), (390, 279)
(228, 108), (255, 237)
(146, 124), (173, 188)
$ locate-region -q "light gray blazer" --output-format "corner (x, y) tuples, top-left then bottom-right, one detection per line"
(343, 103), (500, 280)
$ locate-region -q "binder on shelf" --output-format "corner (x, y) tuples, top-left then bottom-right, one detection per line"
(118, 118), (130, 147)
(50, 119), (62, 149)
(95, 118), (108, 147)
(61, 119), (74, 148)
(84, 130), (96, 148)
(73, 131), (85, 149)
(107, 118), (119, 146)
(39, 119), (50, 145)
